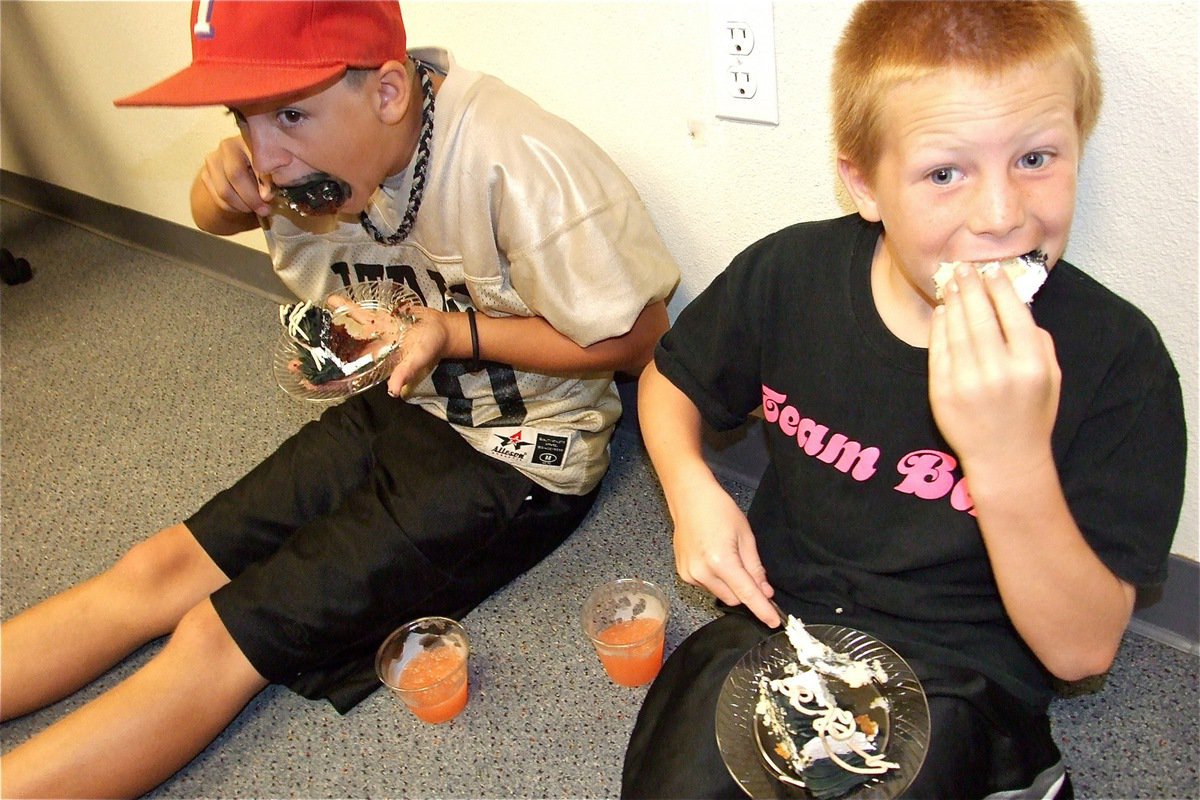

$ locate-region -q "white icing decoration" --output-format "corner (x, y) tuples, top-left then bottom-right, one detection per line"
(759, 616), (900, 784)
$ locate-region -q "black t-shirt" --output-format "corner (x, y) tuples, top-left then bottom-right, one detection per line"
(656, 214), (1186, 709)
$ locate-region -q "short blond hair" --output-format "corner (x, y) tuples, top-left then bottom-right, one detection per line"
(833, 1), (1102, 177)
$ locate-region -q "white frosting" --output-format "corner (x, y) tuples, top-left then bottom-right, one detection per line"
(783, 616), (888, 688)
(758, 616), (899, 781)
(932, 254), (1049, 305)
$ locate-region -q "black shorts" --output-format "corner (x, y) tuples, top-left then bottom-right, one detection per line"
(188, 384), (599, 713)
(622, 609), (1070, 800)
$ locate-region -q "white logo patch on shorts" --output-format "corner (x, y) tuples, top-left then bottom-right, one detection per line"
(487, 427), (571, 470)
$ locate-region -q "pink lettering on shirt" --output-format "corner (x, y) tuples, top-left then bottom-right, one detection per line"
(760, 384), (976, 515)
(894, 449), (976, 514)
(761, 385), (879, 481)
(894, 449), (958, 499)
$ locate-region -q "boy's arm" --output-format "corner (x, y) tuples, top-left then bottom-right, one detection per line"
(638, 361), (782, 628)
(190, 136), (272, 236)
(929, 266), (1135, 682)
(386, 300), (669, 397)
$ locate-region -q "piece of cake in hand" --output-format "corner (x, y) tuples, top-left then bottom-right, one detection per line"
(932, 250), (1048, 305)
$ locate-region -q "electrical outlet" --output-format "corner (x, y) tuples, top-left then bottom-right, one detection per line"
(726, 24), (754, 56)
(727, 67), (758, 99)
(710, 0), (778, 125)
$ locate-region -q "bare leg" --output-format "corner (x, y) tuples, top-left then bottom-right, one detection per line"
(1, 599), (269, 799)
(1, 523), (228, 720)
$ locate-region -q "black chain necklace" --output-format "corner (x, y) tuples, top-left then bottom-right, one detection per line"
(359, 60), (435, 245)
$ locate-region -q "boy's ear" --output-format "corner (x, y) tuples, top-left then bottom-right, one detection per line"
(837, 156), (881, 223)
(374, 60), (412, 125)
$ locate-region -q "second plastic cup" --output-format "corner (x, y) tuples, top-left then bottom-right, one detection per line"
(582, 578), (669, 687)
(375, 616), (470, 723)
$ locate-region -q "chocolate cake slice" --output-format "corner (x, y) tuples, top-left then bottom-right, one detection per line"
(279, 300), (398, 385)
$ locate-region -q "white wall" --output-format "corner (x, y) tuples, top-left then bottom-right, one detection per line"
(2, 1), (1196, 562)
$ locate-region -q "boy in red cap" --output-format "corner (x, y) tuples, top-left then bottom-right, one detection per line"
(0, 2), (678, 796)
(624, 2), (1183, 799)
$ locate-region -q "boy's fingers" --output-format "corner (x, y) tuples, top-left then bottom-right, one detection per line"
(953, 265), (1005, 352)
(257, 176), (276, 207)
(724, 568), (781, 628)
(683, 547), (779, 627)
(938, 275), (977, 374)
(744, 593), (783, 628)
(928, 303), (950, 379)
(386, 360), (409, 398)
(693, 572), (738, 607)
(730, 529), (780, 626)
(985, 268), (1040, 353)
(199, 171), (235, 214)
(738, 531), (770, 586)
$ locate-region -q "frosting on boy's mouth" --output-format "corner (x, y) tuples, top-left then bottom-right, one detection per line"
(276, 175), (352, 216)
(932, 250), (1049, 305)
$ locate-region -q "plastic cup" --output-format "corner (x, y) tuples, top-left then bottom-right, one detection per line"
(582, 578), (669, 687)
(375, 616), (470, 724)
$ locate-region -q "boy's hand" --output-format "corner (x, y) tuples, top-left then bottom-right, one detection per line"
(928, 264), (1061, 475)
(386, 305), (450, 397)
(198, 136), (273, 218)
(671, 480), (781, 628)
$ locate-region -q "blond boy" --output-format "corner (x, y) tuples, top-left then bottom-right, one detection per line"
(625, 3), (1184, 797)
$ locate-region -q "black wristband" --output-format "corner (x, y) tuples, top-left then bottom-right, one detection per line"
(465, 307), (481, 372)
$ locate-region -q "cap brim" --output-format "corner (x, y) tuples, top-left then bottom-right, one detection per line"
(114, 62), (347, 108)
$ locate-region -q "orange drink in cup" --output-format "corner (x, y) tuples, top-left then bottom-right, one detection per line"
(582, 579), (669, 687)
(375, 617), (469, 723)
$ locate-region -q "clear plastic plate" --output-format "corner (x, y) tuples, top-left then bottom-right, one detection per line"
(716, 625), (930, 799)
(273, 280), (420, 402)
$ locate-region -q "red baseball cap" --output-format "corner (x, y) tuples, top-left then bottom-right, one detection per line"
(114, 0), (407, 108)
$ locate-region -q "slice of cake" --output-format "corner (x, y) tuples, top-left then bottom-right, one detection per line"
(280, 296), (401, 386)
(755, 617), (898, 799)
(276, 177), (350, 216)
(932, 250), (1048, 304)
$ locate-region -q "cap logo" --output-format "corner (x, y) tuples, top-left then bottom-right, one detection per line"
(194, 0), (215, 38)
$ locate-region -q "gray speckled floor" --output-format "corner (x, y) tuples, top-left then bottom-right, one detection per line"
(1, 202), (1196, 799)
